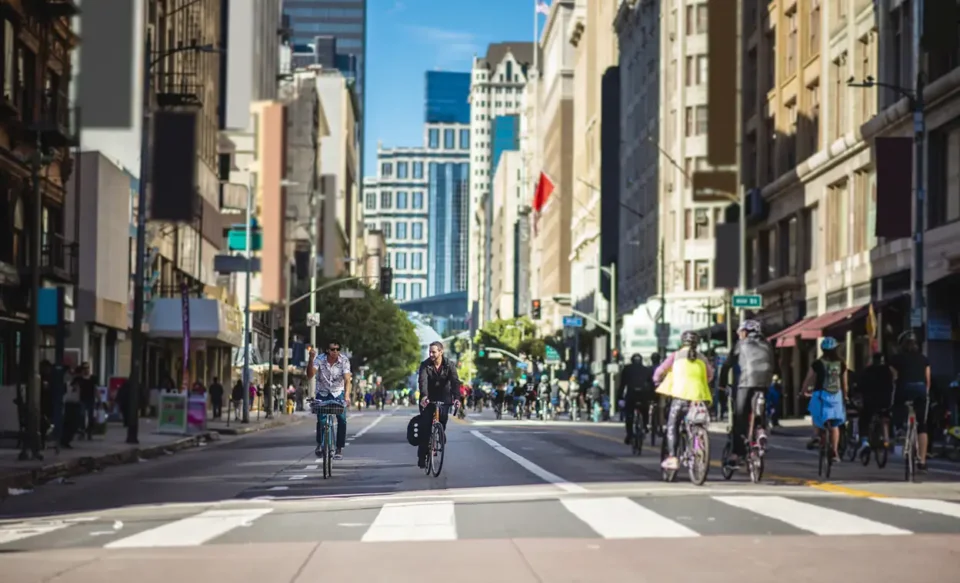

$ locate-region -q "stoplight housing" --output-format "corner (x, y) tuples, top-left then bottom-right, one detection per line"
(477, 344), (486, 358)
(379, 267), (393, 295)
(531, 299), (542, 319)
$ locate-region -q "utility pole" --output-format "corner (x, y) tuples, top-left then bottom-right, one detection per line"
(608, 262), (618, 415)
(241, 173), (253, 423)
(22, 133), (46, 461)
(280, 266), (291, 414)
(911, 0), (926, 340)
(658, 239), (666, 359)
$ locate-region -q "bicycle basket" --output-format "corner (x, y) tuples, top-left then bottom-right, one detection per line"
(686, 402), (711, 425)
(311, 402), (345, 415)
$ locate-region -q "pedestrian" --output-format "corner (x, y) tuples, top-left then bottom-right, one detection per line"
(62, 373), (83, 448)
(76, 362), (97, 440)
(232, 380), (244, 419)
(209, 377), (224, 419)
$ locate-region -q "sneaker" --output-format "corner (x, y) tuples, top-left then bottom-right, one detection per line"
(417, 457), (426, 469)
(917, 462), (928, 472)
(334, 449), (343, 461)
(315, 446), (324, 457)
(660, 456), (679, 470)
(756, 429), (768, 449)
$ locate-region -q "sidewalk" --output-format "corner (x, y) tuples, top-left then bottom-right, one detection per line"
(0, 413), (307, 497)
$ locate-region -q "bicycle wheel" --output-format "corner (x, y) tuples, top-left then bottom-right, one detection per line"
(431, 423), (445, 477)
(322, 424), (332, 479)
(688, 425), (710, 486)
(844, 424), (859, 462)
(873, 423), (888, 468)
(720, 442), (735, 481)
(817, 429), (826, 478)
(632, 416), (643, 455)
(904, 426), (916, 482)
(823, 424), (833, 479)
(650, 403), (659, 447)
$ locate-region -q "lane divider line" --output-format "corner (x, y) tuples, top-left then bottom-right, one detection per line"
(351, 413), (387, 440)
(470, 430), (587, 494)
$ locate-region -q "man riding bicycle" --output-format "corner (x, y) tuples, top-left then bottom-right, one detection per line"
(307, 341), (352, 460)
(417, 341), (461, 469)
(722, 319), (775, 468)
(619, 354), (653, 444)
(653, 331), (714, 470)
(890, 330), (931, 471)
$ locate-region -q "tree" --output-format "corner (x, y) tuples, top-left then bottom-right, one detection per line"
(291, 278), (420, 384)
(472, 317), (544, 384)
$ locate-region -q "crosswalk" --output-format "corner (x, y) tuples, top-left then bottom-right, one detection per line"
(3, 494), (960, 550)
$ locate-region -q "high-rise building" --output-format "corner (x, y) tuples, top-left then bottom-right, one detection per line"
(423, 72), (471, 296)
(483, 115), (520, 322)
(468, 42), (536, 328)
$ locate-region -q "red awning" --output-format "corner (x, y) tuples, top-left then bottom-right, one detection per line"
(798, 306), (863, 340)
(768, 317), (815, 348)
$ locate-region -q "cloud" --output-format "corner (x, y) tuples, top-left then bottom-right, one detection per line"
(406, 25), (481, 68)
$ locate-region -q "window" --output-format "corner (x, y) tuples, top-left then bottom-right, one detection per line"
(785, 100), (797, 169)
(395, 252), (407, 269)
(808, 0), (821, 60)
(684, 56), (707, 86)
(411, 283), (423, 300)
(685, 107), (695, 136)
(785, 10), (798, 76)
(394, 282), (406, 301)
(412, 191), (424, 209)
(459, 129), (470, 149)
(396, 222), (407, 239)
(379, 191), (392, 209)
(686, 105), (707, 136)
(832, 53), (847, 140)
(764, 114), (776, 183)
(825, 180), (849, 263)
(852, 170), (871, 253)
(685, 3), (707, 35)
(412, 161), (423, 178)
(381, 221), (392, 239)
(428, 129), (439, 149)
(412, 252), (423, 270)
(381, 162), (393, 177)
(807, 81), (820, 156)
(2, 20), (14, 100)
(396, 191), (408, 209)
(765, 28), (776, 93)
(364, 192), (376, 210)
(695, 260), (710, 290)
(412, 222), (423, 240)
(857, 35), (875, 124)
(444, 129), (455, 149)
(397, 162), (408, 179)
(695, 208), (709, 239)
(779, 216), (798, 276)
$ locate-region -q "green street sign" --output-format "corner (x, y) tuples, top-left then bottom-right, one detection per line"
(732, 294), (763, 309)
(227, 228), (262, 252)
(545, 345), (561, 364)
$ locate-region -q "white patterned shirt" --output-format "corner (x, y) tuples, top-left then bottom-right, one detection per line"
(313, 352), (351, 399)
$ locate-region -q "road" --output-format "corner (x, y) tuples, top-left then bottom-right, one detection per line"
(2, 406), (960, 582)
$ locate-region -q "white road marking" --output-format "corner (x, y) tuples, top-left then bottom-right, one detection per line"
(0, 521), (73, 545)
(288, 475), (308, 481)
(268, 486), (289, 491)
(713, 496), (911, 536)
(105, 508), (274, 548)
(352, 414), (387, 439)
(470, 430), (587, 493)
(561, 497), (699, 539)
(304, 464), (319, 470)
(873, 497), (960, 519)
(361, 501), (457, 542)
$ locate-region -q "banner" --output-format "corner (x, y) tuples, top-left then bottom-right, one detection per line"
(157, 392), (188, 435)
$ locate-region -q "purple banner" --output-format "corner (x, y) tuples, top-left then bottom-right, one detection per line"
(181, 282), (190, 389)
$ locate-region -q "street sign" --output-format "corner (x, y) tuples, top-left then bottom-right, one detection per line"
(732, 294), (763, 309)
(562, 316), (584, 328)
(213, 255), (260, 274)
(339, 288), (364, 299)
(545, 345), (561, 364)
(306, 313), (320, 327)
(227, 224), (262, 252)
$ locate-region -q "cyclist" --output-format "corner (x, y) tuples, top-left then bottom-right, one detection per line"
(889, 330), (931, 471)
(802, 337), (848, 463)
(857, 352), (894, 455)
(417, 341), (461, 468)
(723, 319), (775, 468)
(619, 354), (653, 444)
(653, 331), (714, 470)
(307, 341), (352, 460)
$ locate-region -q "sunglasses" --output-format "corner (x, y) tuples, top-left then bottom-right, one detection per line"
(328, 347), (340, 352)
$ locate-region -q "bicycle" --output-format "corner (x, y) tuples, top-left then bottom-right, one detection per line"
(659, 401), (711, 485)
(310, 399), (346, 479)
(903, 401), (919, 482)
(840, 402), (861, 462)
(631, 403), (645, 455)
(818, 419), (835, 479)
(721, 391), (766, 483)
(648, 399), (661, 447)
(859, 410), (890, 468)
(424, 400), (450, 477)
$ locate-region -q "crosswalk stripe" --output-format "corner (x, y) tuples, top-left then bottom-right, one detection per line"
(361, 502), (457, 542)
(713, 496), (912, 536)
(0, 520), (73, 545)
(104, 508), (273, 548)
(872, 497), (960, 519)
(561, 497), (699, 539)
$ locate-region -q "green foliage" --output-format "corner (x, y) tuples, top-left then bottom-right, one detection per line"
(472, 317), (545, 384)
(291, 278), (420, 385)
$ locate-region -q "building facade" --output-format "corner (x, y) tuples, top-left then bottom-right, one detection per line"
(490, 151), (524, 319)
(530, 0), (575, 334)
(363, 148), (430, 302)
(468, 42), (536, 327)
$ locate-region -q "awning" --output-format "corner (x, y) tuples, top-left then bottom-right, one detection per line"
(768, 317), (814, 348)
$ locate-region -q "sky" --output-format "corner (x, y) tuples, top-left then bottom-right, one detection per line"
(363, 0), (540, 176)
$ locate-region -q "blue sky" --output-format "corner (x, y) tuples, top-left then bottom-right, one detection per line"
(363, 0), (540, 176)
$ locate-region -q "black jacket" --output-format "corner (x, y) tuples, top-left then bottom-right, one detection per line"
(418, 357), (461, 403)
(619, 362), (652, 402)
(722, 336), (775, 389)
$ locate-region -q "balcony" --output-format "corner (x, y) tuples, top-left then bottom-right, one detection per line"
(33, 91), (76, 148)
(31, 0), (80, 19)
(40, 232), (78, 283)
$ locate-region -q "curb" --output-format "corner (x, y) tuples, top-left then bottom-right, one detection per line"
(210, 415), (308, 436)
(0, 432), (215, 500)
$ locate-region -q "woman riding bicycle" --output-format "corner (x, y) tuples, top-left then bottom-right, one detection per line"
(653, 331), (714, 471)
(802, 336), (848, 463)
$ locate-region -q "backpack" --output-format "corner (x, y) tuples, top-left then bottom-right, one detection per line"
(406, 415), (421, 446)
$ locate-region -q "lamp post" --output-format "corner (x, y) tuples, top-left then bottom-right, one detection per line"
(127, 32), (219, 443)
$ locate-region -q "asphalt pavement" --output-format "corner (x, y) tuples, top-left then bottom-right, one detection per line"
(2, 405), (960, 582)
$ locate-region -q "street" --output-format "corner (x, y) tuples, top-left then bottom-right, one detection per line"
(2, 406), (960, 582)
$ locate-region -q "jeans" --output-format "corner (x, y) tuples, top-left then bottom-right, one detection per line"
(418, 402), (449, 461)
(731, 386), (765, 457)
(315, 400), (347, 450)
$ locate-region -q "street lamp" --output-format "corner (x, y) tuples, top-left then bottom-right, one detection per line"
(127, 33), (220, 443)
(848, 75), (926, 337)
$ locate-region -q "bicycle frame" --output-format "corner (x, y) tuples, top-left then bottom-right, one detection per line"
(904, 402), (918, 482)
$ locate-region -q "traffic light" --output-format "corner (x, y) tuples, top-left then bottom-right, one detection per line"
(531, 299), (542, 319)
(477, 344), (486, 358)
(379, 267), (393, 295)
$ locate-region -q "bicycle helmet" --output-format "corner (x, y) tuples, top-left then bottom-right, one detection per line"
(738, 319), (762, 335)
(681, 330), (700, 347)
(897, 330), (917, 345)
(820, 336), (838, 351)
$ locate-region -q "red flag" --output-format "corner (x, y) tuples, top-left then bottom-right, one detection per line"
(532, 171), (555, 213)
